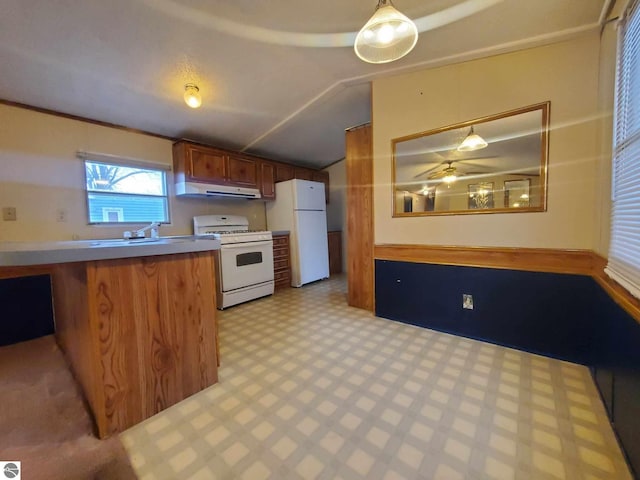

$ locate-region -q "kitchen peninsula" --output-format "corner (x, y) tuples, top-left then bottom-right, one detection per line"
(0, 237), (221, 438)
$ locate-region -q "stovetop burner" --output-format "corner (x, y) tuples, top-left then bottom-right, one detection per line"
(193, 215), (272, 244)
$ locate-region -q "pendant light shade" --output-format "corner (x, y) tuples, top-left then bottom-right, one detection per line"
(184, 84), (202, 108)
(457, 126), (488, 152)
(443, 173), (457, 184)
(354, 0), (418, 64)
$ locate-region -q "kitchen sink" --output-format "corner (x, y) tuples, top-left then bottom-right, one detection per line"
(83, 236), (201, 247)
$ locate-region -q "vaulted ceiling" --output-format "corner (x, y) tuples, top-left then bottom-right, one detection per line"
(0, 0), (610, 168)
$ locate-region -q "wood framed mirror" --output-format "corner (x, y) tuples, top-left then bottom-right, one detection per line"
(392, 102), (550, 216)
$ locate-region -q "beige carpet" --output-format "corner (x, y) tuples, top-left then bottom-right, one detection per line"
(0, 335), (137, 479)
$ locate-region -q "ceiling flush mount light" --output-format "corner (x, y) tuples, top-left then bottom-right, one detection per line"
(457, 126), (488, 152)
(354, 0), (418, 64)
(184, 84), (202, 108)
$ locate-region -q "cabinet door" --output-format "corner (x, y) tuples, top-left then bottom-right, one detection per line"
(189, 148), (226, 183)
(272, 234), (291, 289)
(259, 161), (276, 200)
(275, 164), (295, 183)
(294, 167), (313, 181)
(328, 231), (342, 274)
(227, 155), (258, 187)
(312, 170), (330, 203)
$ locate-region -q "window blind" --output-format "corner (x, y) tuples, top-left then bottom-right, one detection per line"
(605, 0), (640, 299)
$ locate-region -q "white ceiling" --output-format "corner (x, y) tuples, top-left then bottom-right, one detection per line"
(0, 0), (610, 168)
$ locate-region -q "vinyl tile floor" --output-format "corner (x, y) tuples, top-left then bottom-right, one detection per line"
(121, 275), (632, 480)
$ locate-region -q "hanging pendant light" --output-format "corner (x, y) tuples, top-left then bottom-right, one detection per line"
(457, 126), (488, 152)
(184, 84), (202, 108)
(354, 0), (418, 64)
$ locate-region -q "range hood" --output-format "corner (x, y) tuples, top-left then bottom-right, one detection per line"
(175, 182), (261, 199)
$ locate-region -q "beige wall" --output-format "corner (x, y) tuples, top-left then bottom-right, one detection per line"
(373, 33), (611, 250)
(325, 159), (347, 271)
(0, 104), (266, 241)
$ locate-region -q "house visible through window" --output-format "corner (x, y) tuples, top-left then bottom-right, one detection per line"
(83, 157), (170, 224)
(606, 0), (640, 300)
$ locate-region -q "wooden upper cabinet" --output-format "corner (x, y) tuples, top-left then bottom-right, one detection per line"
(294, 167), (314, 181)
(312, 170), (330, 204)
(190, 148), (227, 183)
(259, 161), (276, 200)
(275, 163), (295, 183)
(173, 141), (257, 189)
(173, 141), (328, 201)
(227, 155), (258, 187)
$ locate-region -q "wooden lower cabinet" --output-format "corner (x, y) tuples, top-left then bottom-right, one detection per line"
(51, 252), (218, 438)
(272, 233), (291, 289)
(328, 231), (342, 274)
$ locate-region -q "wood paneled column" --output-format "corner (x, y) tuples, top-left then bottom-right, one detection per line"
(346, 123), (374, 311)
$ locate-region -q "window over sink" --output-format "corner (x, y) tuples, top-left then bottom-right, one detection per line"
(80, 152), (170, 224)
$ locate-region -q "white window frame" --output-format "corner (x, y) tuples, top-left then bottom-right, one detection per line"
(79, 151), (171, 225)
(605, 0), (640, 300)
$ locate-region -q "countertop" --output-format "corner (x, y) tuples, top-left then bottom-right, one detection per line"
(271, 230), (290, 236)
(0, 236), (221, 267)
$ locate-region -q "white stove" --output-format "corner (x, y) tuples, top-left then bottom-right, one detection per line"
(193, 215), (274, 309)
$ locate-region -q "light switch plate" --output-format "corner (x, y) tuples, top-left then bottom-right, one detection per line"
(463, 294), (474, 310)
(2, 207), (17, 221)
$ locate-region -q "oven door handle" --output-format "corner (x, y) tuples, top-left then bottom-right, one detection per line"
(221, 240), (273, 249)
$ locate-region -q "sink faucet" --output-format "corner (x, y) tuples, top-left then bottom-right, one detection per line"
(125, 222), (160, 240)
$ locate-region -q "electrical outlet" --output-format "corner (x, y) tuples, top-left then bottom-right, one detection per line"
(2, 207), (17, 221)
(463, 294), (474, 310)
(56, 208), (68, 222)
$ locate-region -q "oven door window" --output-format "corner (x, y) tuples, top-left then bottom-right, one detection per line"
(236, 252), (263, 267)
(219, 241), (274, 291)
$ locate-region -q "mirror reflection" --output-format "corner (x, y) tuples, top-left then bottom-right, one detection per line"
(393, 102), (549, 216)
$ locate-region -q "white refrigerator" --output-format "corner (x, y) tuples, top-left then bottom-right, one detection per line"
(266, 179), (330, 287)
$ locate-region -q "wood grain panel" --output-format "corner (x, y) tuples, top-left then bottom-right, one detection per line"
(48, 251), (218, 438)
(374, 244), (598, 276)
(88, 258), (145, 436)
(328, 231), (342, 274)
(51, 262), (104, 436)
(346, 124), (374, 311)
(0, 265), (53, 280)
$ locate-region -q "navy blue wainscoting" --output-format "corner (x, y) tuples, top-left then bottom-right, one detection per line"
(0, 275), (55, 346)
(591, 286), (640, 477)
(375, 260), (599, 364)
(375, 259), (640, 478)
